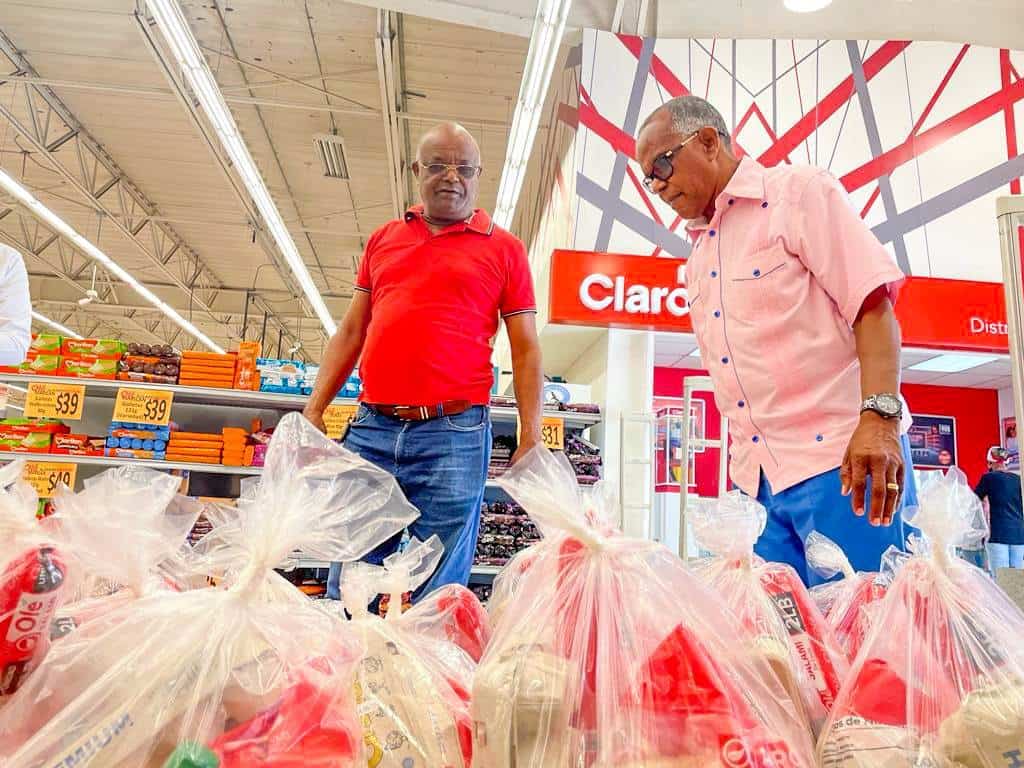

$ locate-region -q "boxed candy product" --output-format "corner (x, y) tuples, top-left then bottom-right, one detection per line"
(18, 354), (60, 376)
(58, 355), (118, 380)
(692, 494), (848, 737)
(0, 413), (420, 767)
(28, 335), (61, 355)
(819, 467), (1024, 768)
(473, 447), (816, 767)
(60, 338), (126, 359)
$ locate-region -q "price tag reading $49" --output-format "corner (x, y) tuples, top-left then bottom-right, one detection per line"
(113, 388), (174, 426)
(23, 461), (78, 498)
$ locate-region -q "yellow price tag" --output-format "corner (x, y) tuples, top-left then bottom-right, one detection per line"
(323, 403), (359, 439)
(23, 461), (78, 498)
(113, 388), (174, 425)
(518, 415), (565, 451)
(24, 382), (86, 420)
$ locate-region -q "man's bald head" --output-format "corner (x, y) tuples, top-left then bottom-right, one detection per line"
(412, 122), (483, 223)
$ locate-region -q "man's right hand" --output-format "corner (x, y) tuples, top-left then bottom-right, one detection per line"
(303, 407), (327, 434)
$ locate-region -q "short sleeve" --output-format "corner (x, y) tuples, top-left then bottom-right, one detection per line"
(355, 228), (385, 293)
(794, 171), (905, 326)
(500, 238), (537, 318)
(975, 474), (990, 501)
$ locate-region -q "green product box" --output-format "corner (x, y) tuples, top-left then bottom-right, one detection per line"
(20, 355), (61, 375)
(29, 334), (62, 354)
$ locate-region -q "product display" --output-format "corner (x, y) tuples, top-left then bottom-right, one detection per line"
(0, 419), (70, 454)
(474, 500), (541, 567)
(0, 413), (420, 766)
(692, 494), (848, 736)
(819, 467), (1024, 767)
(474, 447), (816, 766)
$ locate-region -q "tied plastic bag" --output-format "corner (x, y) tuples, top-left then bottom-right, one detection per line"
(46, 465), (199, 642)
(806, 533), (904, 663)
(692, 493), (848, 736)
(0, 461), (66, 699)
(819, 467), (1024, 768)
(0, 412), (419, 768)
(473, 447), (816, 767)
(337, 536), (486, 767)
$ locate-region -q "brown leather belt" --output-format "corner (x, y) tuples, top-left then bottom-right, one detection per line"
(365, 400), (473, 422)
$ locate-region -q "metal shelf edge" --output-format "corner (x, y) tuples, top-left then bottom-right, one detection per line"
(0, 451), (263, 475)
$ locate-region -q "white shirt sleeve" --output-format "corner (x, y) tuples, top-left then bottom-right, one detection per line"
(0, 246), (32, 365)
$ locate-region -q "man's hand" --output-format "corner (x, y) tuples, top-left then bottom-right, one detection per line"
(511, 431), (542, 465)
(840, 413), (904, 527)
(303, 406), (327, 434)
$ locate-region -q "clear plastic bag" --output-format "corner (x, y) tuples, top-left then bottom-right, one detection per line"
(806, 532), (900, 663)
(692, 492), (848, 736)
(337, 535), (487, 767)
(473, 447), (817, 767)
(0, 412), (419, 767)
(0, 461), (65, 699)
(819, 466), (1024, 767)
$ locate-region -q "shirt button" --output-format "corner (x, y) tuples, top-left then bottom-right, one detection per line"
(761, 201), (769, 209)
(816, 434), (824, 442)
(709, 229), (716, 237)
(752, 435), (760, 443)
(753, 269), (761, 277)
(711, 270), (718, 278)
(738, 400), (745, 408)
(728, 199), (735, 205)
(713, 310), (721, 318)
(721, 356), (729, 364)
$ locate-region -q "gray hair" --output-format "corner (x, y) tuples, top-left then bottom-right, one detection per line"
(645, 96), (732, 149)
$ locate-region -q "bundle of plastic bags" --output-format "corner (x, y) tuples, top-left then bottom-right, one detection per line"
(338, 535), (489, 767)
(0, 412), (419, 767)
(692, 493), (848, 736)
(806, 532), (904, 663)
(819, 467), (1024, 767)
(0, 461), (64, 700)
(473, 447), (816, 767)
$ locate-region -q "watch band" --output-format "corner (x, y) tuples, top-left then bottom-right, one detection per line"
(860, 393), (903, 420)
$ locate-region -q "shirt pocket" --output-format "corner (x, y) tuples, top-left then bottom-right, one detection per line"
(726, 242), (792, 321)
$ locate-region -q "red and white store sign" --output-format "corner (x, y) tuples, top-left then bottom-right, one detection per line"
(549, 249), (1009, 353)
(896, 277), (1008, 353)
(548, 249), (694, 333)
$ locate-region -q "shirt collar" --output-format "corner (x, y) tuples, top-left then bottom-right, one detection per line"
(685, 155), (768, 234)
(403, 204), (494, 236)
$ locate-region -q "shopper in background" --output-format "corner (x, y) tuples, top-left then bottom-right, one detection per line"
(976, 446), (1024, 572)
(636, 96), (916, 584)
(304, 122), (543, 602)
(0, 244), (32, 365)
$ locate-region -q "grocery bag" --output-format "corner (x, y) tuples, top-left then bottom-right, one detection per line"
(473, 446), (816, 767)
(819, 467), (1024, 767)
(338, 535), (485, 767)
(0, 461), (65, 699)
(692, 493), (848, 736)
(0, 412), (418, 768)
(806, 532), (903, 663)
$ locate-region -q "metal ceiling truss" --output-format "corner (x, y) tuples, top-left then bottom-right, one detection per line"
(0, 29), (306, 355)
(376, 9), (410, 218)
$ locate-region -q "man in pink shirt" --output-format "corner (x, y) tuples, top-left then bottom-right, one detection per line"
(637, 96), (915, 584)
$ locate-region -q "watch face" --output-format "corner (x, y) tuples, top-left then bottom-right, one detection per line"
(875, 394), (901, 415)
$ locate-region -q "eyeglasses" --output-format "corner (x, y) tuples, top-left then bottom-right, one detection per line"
(421, 163), (482, 180)
(642, 132), (699, 190)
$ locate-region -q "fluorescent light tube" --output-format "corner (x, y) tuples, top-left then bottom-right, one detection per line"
(31, 310), (82, 339)
(0, 168), (224, 352)
(145, 0), (336, 337)
(492, 0), (572, 230)
(783, 0), (833, 11)
(907, 353), (1000, 373)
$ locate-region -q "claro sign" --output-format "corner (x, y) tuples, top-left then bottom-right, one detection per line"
(549, 249), (694, 332)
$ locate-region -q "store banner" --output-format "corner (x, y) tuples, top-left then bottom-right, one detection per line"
(896, 277), (1009, 352)
(548, 249), (693, 332)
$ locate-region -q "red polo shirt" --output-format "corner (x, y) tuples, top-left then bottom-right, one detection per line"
(355, 205), (536, 406)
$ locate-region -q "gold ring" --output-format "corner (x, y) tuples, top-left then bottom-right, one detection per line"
(886, 483), (901, 492)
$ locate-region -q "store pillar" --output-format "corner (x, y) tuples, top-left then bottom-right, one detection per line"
(997, 195), (1024, 499)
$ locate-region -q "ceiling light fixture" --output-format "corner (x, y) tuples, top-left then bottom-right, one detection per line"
(145, 0), (337, 336)
(783, 0), (833, 11)
(0, 168), (223, 352)
(31, 310), (83, 339)
(492, 0), (572, 230)
(907, 353), (1000, 373)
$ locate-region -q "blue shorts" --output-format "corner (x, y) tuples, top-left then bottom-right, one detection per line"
(753, 434), (916, 586)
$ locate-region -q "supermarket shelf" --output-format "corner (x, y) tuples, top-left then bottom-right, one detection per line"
(0, 451), (263, 476)
(0, 375), (602, 427)
(471, 564), (505, 576)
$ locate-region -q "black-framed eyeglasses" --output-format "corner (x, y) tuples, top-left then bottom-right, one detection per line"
(422, 163), (482, 179)
(642, 132), (698, 190)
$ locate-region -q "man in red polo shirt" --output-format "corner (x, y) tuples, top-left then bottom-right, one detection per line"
(304, 122), (543, 600)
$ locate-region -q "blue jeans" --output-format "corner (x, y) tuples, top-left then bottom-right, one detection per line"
(326, 404), (491, 602)
(753, 434), (916, 586)
(987, 543), (1024, 571)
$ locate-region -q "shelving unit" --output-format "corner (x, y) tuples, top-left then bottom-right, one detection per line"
(0, 451), (263, 476)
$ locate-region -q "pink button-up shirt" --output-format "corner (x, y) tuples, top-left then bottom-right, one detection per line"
(684, 156), (904, 496)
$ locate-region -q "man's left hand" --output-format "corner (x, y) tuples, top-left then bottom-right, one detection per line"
(511, 432), (542, 465)
(840, 414), (905, 527)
